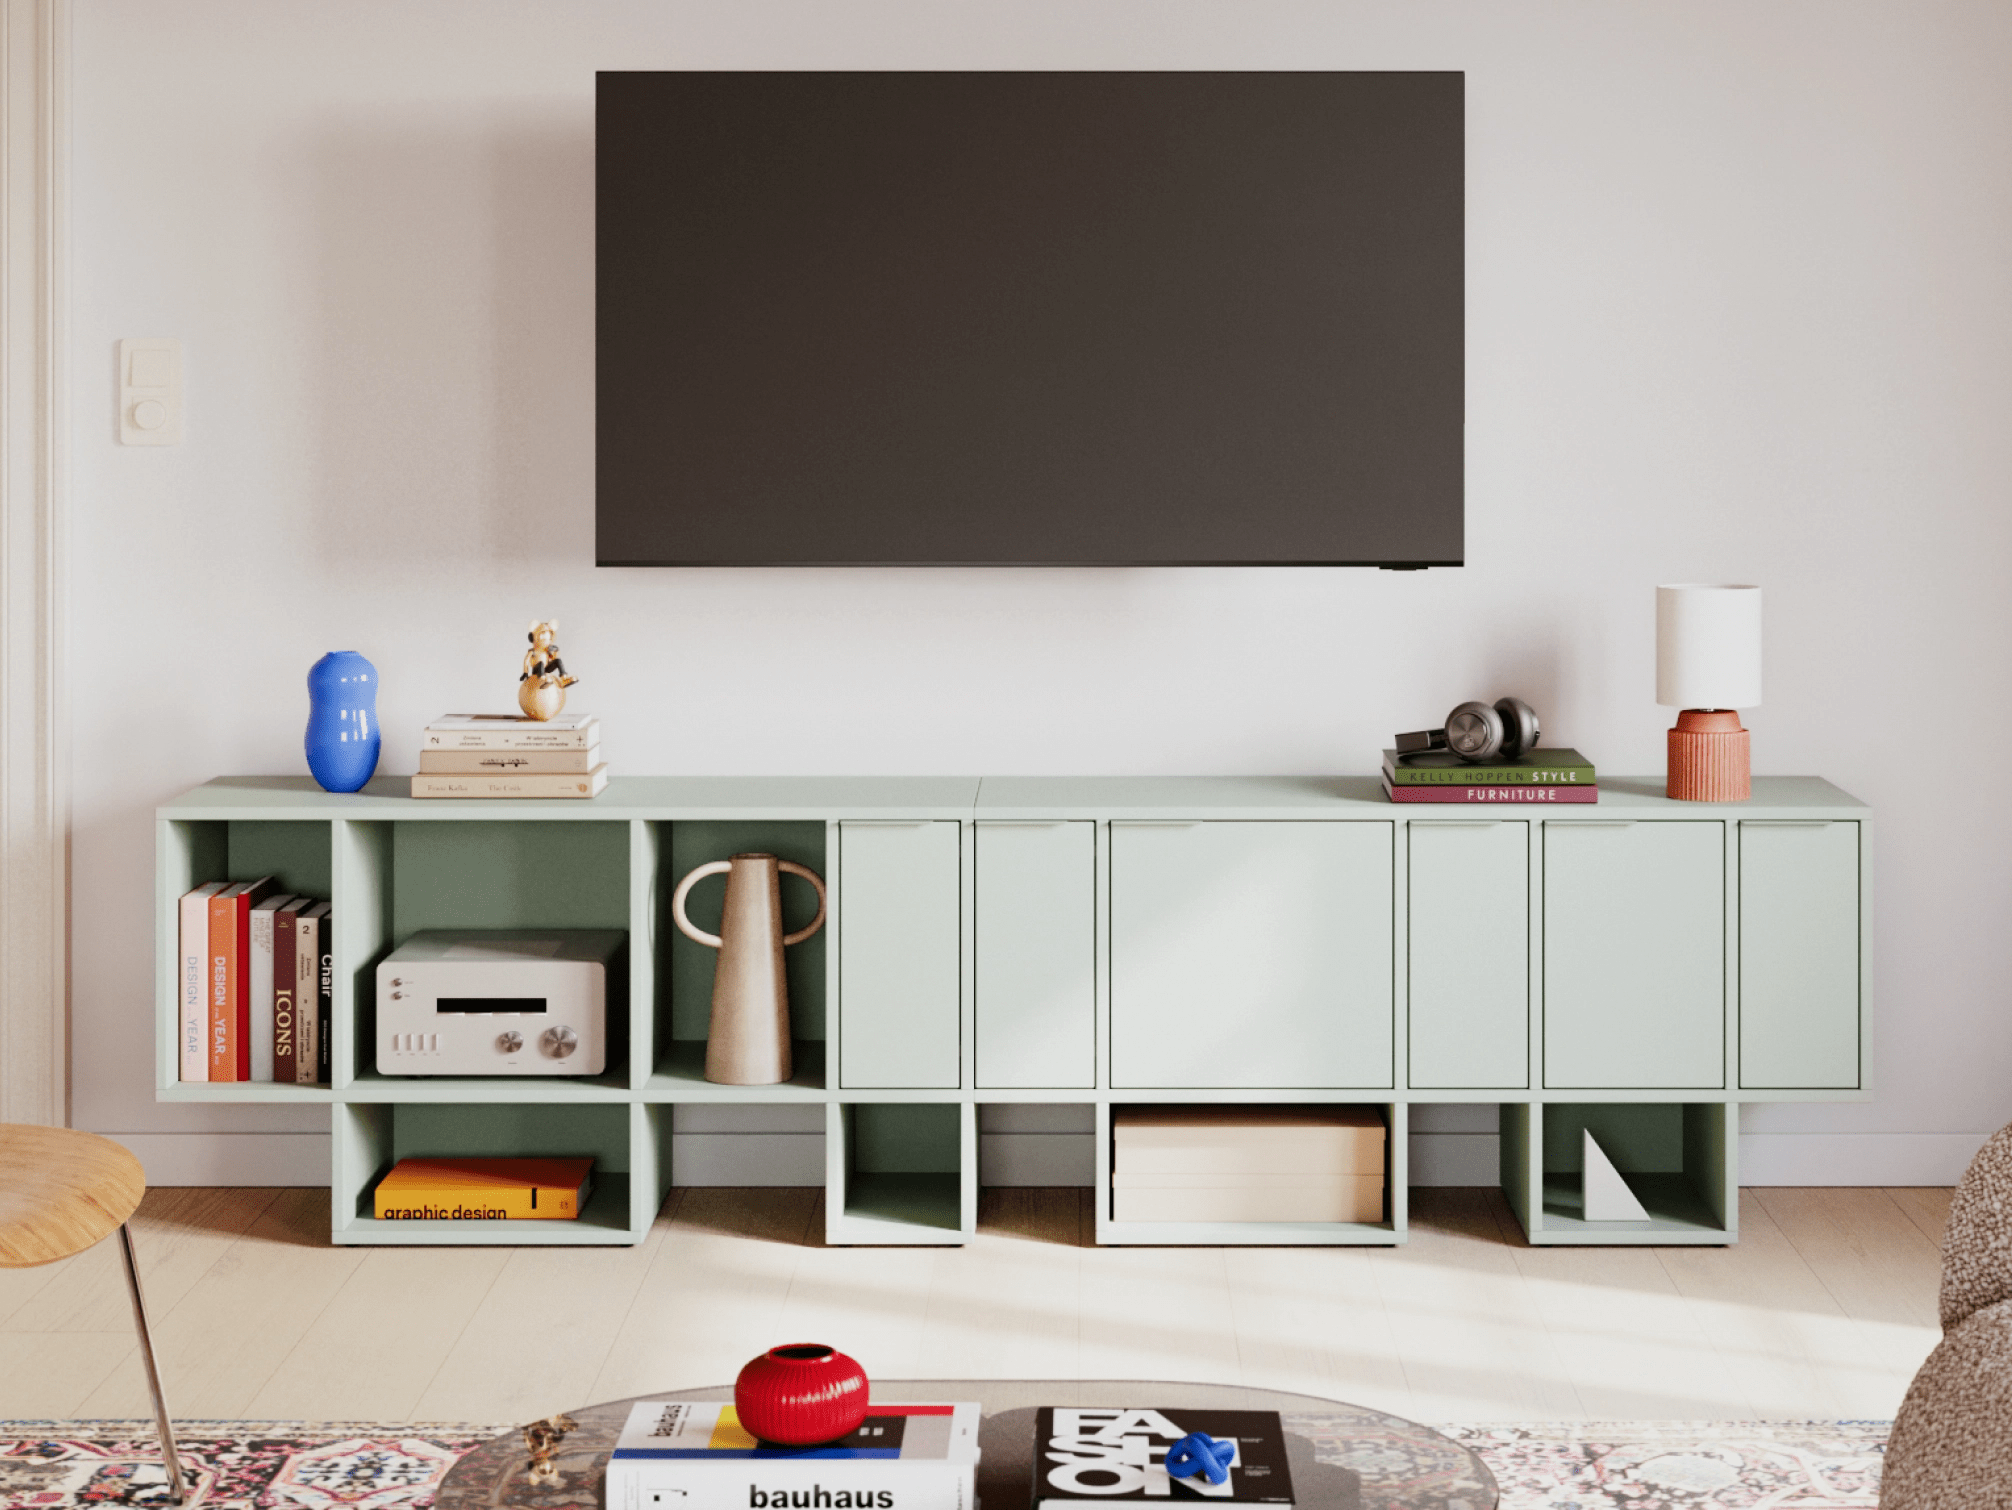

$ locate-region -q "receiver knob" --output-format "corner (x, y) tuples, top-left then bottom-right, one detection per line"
(496, 1031), (524, 1054)
(540, 1025), (578, 1059)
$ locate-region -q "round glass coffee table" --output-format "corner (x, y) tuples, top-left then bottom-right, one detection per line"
(436, 1379), (1495, 1510)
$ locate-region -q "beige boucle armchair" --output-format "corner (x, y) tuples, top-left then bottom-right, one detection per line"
(1881, 1123), (2012, 1508)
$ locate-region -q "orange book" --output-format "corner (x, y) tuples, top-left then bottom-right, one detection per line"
(372, 1156), (594, 1221)
(206, 876), (276, 1080)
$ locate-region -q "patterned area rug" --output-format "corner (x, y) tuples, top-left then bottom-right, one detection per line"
(0, 1418), (1888, 1510)
(1441, 1421), (1889, 1508)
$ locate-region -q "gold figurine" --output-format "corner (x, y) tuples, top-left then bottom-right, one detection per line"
(518, 620), (578, 721)
(521, 1412), (579, 1487)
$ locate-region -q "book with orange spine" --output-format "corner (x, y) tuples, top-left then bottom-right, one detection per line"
(207, 877), (277, 1080)
(372, 1156), (594, 1220)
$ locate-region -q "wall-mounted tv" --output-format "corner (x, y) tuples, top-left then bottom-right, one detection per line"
(596, 71), (1463, 567)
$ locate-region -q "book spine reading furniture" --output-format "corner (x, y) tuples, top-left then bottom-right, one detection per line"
(156, 775), (1870, 1248)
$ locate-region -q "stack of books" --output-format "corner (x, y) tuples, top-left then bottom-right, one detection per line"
(177, 880), (330, 1083)
(372, 1155), (595, 1221)
(1111, 1107), (1386, 1223)
(1381, 746), (1597, 804)
(412, 713), (607, 799)
(606, 1400), (980, 1510)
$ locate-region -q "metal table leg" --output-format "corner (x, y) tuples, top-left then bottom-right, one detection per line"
(117, 1223), (186, 1505)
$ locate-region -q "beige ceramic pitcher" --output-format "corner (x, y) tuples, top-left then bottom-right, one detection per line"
(671, 853), (826, 1085)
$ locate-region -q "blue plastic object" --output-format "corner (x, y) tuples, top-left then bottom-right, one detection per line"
(1163, 1432), (1235, 1486)
(304, 650), (381, 793)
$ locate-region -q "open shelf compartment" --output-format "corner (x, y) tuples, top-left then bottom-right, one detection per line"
(1501, 1101), (1737, 1245)
(1093, 1102), (1407, 1246)
(338, 817), (635, 1096)
(644, 819), (831, 1096)
(826, 1101), (974, 1244)
(156, 816), (339, 1100)
(331, 1099), (663, 1245)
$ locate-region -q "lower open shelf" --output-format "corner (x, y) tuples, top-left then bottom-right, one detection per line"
(334, 1173), (636, 1246)
(825, 1103), (974, 1245)
(288, 1094), (1751, 1248)
(1503, 1101), (1738, 1246)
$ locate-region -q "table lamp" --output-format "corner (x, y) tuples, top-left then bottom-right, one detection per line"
(1657, 583), (1761, 801)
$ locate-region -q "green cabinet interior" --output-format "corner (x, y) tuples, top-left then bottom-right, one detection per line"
(1408, 820), (1529, 1090)
(156, 775), (1868, 1249)
(975, 821), (1095, 1089)
(1739, 820), (1861, 1090)
(1501, 1100), (1737, 1245)
(837, 821), (963, 1090)
(1110, 821), (1394, 1089)
(1543, 821), (1726, 1090)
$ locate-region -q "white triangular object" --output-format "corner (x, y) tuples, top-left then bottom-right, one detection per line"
(1582, 1129), (1650, 1221)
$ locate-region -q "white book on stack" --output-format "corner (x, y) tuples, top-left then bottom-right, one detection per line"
(606, 1401), (979, 1510)
(422, 713), (599, 750)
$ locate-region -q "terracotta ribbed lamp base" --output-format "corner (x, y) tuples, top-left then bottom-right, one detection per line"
(1666, 708), (1750, 801)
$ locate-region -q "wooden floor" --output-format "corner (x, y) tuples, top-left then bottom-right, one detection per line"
(0, 1186), (1948, 1425)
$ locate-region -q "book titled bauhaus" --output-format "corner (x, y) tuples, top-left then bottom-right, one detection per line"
(606, 1401), (979, 1510)
(1035, 1408), (1294, 1510)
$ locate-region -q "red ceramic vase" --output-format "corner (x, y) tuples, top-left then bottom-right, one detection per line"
(734, 1343), (870, 1445)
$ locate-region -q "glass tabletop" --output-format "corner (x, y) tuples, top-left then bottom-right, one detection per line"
(435, 1380), (1494, 1510)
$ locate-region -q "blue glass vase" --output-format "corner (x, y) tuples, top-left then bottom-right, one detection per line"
(305, 651), (381, 793)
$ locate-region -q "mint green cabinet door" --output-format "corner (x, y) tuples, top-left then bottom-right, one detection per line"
(976, 822), (1095, 1089)
(1409, 821), (1529, 1089)
(1740, 821), (1860, 1089)
(839, 821), (961, 1089)
(1544, 821), (1725, 1089)
(1111, 821), (1393, 1089)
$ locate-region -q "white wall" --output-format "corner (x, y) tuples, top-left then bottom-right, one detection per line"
(70, 0), (2012, 1185)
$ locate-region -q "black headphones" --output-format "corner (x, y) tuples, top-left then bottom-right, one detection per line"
(1396, 696), (1541, 762)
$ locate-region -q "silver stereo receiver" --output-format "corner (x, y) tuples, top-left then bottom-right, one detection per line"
(376, 930), (625, 1076)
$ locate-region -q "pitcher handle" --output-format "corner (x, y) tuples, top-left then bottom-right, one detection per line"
(778, 862), (828, 947)
(670, 861), (732, 948)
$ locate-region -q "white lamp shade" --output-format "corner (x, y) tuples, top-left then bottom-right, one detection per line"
(1657, 583), (1762, 709)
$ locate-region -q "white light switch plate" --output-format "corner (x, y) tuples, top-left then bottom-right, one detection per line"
(119, 338), (182, 445)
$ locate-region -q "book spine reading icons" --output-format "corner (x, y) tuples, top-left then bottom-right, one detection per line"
(518, 618), (578, 721)
(304, 651), (380, 793)
(1395, 695), (1541, 762)
(734, 1344), (870, 1445)
(673, 854), (828, 1085)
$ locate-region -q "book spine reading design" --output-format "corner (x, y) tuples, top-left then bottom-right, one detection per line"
(208, 890), (237, 1081)
(274, 907), (297, 1084)
(178, 885), (217, 1082)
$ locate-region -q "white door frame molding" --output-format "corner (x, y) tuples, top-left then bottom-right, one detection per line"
(0, 0), (69, 1126)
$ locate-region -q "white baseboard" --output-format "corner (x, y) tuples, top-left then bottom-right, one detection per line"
(104, 1132), (333, 1187)
(1409, 1132), (1500, 1186)
(981, 1132), (1096, 1185)
(672, 1133), (825, 1186)
(1739, 1131), (1988, 1186)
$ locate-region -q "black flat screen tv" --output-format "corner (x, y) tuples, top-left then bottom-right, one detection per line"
(596, 71), (1463, 567)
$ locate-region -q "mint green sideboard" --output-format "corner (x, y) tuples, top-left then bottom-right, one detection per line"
(156, 774), (1868, 1249)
